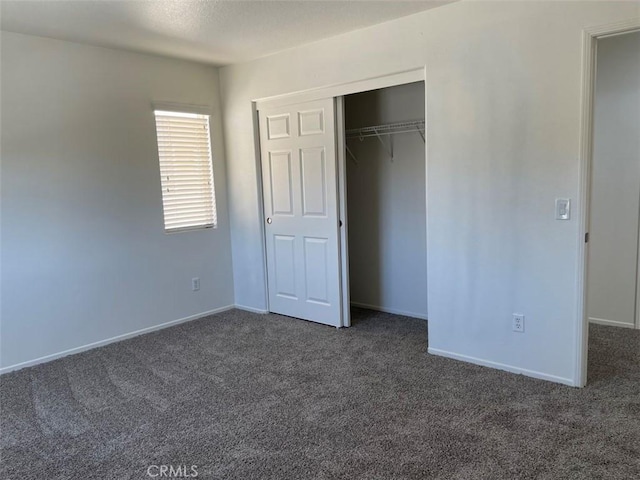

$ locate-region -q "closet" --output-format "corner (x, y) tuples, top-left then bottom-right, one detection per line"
(343, 82), (427, 320)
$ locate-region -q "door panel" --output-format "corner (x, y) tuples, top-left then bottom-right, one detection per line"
(266, 114), (291, 139)
(259, 98), (341, 327)
(301, 147), (327, 216)
(298, 109), (325, 136)
(303, 236), (330, 304)
(274, 235), (297, 299)
(269, 151), (294, 215)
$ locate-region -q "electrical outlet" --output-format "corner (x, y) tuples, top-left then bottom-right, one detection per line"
(192, 277), (200, 291)
(513, 314), (525, 333)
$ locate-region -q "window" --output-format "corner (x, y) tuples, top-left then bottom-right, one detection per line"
(154, 110), (217, 232)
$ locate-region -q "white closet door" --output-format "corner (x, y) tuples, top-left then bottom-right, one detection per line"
(259, 98), (342, 327)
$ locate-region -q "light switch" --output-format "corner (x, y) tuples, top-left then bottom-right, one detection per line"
(555, 198), (571, 220)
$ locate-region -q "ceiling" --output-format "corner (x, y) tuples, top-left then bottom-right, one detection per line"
(0, 1), (452, 66)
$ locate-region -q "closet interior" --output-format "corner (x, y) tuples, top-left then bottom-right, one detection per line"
(343, 81), (427, 321)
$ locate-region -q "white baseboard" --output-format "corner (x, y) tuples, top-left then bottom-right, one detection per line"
(589, 317), (637, 329)
(427, 347), (576, 387)
(350, 302), (427, 320)
(0, 305), (235, 375)
(234, 304), (269, 314)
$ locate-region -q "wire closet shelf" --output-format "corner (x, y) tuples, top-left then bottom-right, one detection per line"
(344, 119), (425, 164)
(345, 119), (425, 141)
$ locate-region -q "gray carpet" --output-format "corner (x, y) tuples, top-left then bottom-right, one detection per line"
(1, 309), (639, 479)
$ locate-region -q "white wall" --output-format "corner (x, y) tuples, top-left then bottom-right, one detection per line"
(345, 82), (427, 319)
(0, 32), (234, 370)
(588, 31), (640, 329)
(220, 1), (640, 385)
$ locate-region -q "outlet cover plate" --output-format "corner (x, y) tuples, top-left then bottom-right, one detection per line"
(513, 314), (525, 333)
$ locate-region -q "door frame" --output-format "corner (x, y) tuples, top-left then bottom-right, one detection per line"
(576, 19), (640, 387)
(335, 96), (351, 327)
(253, 68), (427, 326)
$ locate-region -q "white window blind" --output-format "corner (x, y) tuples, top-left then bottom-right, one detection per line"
(154, 110), (217, 232)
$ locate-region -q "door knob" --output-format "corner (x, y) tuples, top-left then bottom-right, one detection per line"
(266, 217), (272, 224)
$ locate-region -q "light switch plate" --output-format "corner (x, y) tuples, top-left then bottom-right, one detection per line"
(555, 198), (571, 220)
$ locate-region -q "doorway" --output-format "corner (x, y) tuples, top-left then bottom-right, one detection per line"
(340, 82), (427, 325)
(577, 21), (640, 387)
(587, 30), (640, 331)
